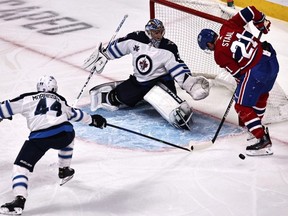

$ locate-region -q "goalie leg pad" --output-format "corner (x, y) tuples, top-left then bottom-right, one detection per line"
(89, 81), (122, 111)
(144, 84), (193, 130)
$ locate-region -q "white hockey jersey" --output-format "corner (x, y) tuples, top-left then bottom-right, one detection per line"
(105, 31), (191, 86)
(0, 91), (92, 138)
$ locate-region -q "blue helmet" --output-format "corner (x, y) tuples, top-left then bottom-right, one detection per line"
(145, 18), (165, 47)
(145, 18), (165, 34)
(197, 29), (217, 50)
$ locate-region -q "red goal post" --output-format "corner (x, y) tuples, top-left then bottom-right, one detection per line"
(149, 0), (288, 124)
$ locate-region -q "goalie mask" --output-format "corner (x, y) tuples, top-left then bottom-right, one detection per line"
(37, 75), (58, 93)
(197, 29), (217, 51)
(145, 18), (165, 48)
(169, 101), (194, 131)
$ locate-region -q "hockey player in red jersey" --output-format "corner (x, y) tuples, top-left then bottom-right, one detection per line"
(197, 6), (279, 156)
(0, 75), (107, 215)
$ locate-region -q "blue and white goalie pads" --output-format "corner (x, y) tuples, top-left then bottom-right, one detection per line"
(144, 83), (194, 130)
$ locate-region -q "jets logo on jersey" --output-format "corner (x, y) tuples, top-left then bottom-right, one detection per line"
(136, 54), (152, 75)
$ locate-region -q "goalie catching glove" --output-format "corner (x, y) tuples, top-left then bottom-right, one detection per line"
(182, 75), (210, 100)
(83, 42), (109, 74)
(89, 114), (107, 129)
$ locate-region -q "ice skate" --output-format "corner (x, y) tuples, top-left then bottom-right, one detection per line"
(59, 167), (75, 186)
(0, 196), (26, 215)
(246, 128), (273, 156)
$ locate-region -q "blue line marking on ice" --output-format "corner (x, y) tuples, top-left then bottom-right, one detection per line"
(73, 103), (244, 151)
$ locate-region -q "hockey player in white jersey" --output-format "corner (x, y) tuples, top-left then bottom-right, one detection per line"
(0, 75), (107, 215)
(87, 18), (211, 130)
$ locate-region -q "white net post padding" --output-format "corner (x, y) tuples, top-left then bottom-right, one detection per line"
(151, 0), (288, 124)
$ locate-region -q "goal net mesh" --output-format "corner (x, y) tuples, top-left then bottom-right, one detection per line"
(150, 0), (288, 124)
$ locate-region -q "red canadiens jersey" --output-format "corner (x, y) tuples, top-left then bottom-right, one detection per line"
(214, 6), (264, 78)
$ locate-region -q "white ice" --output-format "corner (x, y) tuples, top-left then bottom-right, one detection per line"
(0, 0), (288, 216)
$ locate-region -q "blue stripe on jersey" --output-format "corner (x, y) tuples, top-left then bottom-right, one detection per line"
(240, 7), (254, 23)
(68, 108), (77, 121)
(169, 63), (190, 73)
(5, 100), (13, 115)
(0, 106), (3, 118)
(172, 70), (190, 79)
(73, 108), (84, 122)
(109, 41), (124, 58)
(29, 124), (74, 139)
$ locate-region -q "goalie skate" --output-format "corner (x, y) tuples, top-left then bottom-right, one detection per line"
(0, 196), (25, 215)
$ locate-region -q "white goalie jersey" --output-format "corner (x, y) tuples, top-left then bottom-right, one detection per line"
(0, 92), (92, 133)
(104, 31), (191, 85)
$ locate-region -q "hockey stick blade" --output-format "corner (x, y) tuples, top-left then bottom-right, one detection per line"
(189, 140), (213, 151)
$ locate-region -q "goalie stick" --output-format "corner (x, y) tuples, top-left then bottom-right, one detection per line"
(107, 123), (191, 152)
(73, 14), (128, 107)
(189, 31), (263, 151)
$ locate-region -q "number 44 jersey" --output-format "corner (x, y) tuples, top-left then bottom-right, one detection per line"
(0, 91), (91, 132)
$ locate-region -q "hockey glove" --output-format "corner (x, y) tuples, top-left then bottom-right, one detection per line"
(183, 76), (210, 100)
(253, 14), (271, 34)
(83, 42), (109, 74)
(89, 114), (107, 129)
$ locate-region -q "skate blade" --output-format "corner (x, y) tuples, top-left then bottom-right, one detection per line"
(0, 207), (23, 215)
(59, 175), (74, 186)
(246, 147), (273, 156)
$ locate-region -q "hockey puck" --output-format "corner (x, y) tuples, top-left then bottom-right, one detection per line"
(239, 153), (246, 160)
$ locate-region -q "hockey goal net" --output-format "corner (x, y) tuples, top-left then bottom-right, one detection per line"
(150, 0), (288, 124)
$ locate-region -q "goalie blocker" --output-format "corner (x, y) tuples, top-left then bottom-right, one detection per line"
(90, 82), (194, 130)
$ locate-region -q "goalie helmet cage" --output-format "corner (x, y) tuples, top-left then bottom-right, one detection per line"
(149, 0), (288, 124)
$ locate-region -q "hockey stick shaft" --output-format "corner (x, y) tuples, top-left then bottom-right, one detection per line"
(107, 123), (191, 152)
(73, 71), (94, 107)
(106, 14), (128, 49)
(73, 15), (128, 107)
(211, 89), (236, 143)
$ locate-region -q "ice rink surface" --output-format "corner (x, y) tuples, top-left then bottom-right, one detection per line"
(0, 0), (288, 215)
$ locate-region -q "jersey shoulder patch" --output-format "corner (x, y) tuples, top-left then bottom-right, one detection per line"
(118, 31), (150, 44)
(159, 38), (178, 55)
